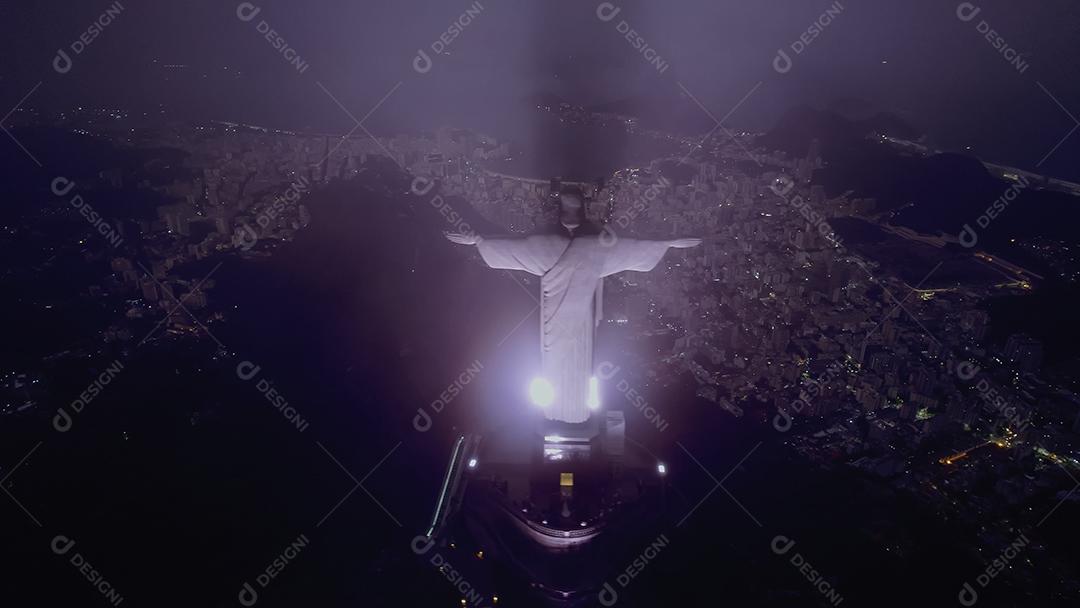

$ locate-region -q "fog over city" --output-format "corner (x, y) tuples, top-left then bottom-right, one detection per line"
(3, 1), (1080, 606)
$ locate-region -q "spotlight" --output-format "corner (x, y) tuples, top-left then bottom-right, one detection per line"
(467, 457), (477, 469)
(587, 375), (600, 410)
(529, 377), (555, 407)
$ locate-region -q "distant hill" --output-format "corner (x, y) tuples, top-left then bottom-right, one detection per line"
(757, 105), (921, 158)
(0, 126), (188, 220)
(760, 106), (1080, 249)
(526, 92), (570, 110)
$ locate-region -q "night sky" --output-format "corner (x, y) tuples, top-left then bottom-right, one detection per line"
(4, 0), (1080, 178)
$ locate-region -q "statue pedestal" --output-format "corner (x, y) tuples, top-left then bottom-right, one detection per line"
(539, 417), (599, 443)
(537, 413), (631, 463)
(539, 417), (597, 463)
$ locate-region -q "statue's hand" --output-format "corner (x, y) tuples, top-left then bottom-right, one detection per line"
(668, 237), (703, 249)
(445, 232), (483, 246)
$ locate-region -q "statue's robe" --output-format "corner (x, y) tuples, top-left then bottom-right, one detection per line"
(477, 234), (676, 423)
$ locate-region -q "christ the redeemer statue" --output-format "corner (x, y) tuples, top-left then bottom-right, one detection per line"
(447, 190), (700, 424)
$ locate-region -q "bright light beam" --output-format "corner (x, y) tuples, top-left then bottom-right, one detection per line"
(587, 375), (600, 410)
(529, 377), (555, 407)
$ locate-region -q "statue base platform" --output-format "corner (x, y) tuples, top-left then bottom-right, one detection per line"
(423, 412), (667, 604)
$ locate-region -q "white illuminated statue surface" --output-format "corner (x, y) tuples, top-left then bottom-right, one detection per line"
(447, 193), (700, 424)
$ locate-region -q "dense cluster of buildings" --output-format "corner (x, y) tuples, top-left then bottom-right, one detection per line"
(5, 122), (505, 417)
(427, 119), (1078, 588)
(6, 111), (1077, 588)
(38, 123), (521, 342)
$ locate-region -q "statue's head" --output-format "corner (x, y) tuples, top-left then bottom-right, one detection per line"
(559, 188), (585, 233)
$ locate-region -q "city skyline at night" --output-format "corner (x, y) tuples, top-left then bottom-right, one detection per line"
(3, 1), (1080, 606)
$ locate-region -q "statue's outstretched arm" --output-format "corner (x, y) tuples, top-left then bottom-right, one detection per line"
(601, 236), (702, 275)
(668, 237), (703, 249)
(445, 232), (483, 246)
(447, 232), (569, 275)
